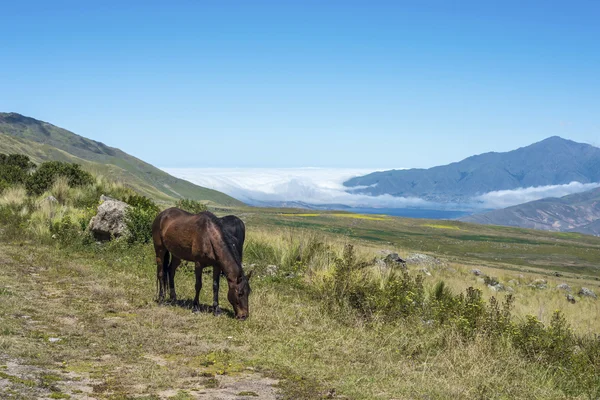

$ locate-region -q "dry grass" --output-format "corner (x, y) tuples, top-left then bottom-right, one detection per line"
(0, 186), (27, 206)
(0, 200), (599, 398)
(0, 240), (576, 399)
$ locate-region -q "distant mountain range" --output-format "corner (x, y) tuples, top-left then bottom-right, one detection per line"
(461, 187), (600, 236)
(344, 137), (600, 203)
(0, 113), (243, 206)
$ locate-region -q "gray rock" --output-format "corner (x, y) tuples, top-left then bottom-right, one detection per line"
(578, 287), (597, 299)
(384, 253), (406, 265)
(42, 195), (58, 204)
(556, 283), (571, 291)
(529, 278), (547, 289)
(406, 253), (441, 266)
(88, 195), (130, 241)
(566, 294), (576, 303)
(374, 258), (387, 269)
(265, 265), (278, 276)
(471, 269), (483, 276)
(488, 283), (504, 292)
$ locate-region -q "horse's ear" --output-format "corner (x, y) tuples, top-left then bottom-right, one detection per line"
(246, 270), (254, 281)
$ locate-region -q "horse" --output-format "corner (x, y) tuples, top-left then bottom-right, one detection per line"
(151, 208), (252, 320)
(204, 215), (246, 315)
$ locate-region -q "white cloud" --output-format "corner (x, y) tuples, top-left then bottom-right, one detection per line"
(473, 181), (600, 209)
(162, 167), (434, 208)
(163, 168), (600, 211)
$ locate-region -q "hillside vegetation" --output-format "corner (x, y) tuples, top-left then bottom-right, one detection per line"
(0, 113), (243, 206)
(462, 187), (600, 236)
(1, 156), (599, 399)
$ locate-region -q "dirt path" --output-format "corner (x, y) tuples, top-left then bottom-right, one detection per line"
(0, 244), (281, 399)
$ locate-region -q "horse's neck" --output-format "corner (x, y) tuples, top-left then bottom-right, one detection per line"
(222, 260), (243, 284)
(215, 242), (242, 283)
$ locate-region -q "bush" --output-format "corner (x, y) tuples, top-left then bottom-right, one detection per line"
(26, 161), (94, 196)
(49, 215), (82, 245)
(175, 198), (207, 214)
(0, 153), (36, 190)
(124, 195), (159, 244)
(126, 195), (160, 214)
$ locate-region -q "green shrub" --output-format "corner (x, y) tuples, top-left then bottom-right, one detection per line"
(124, 195), (159, 244)
(126, 195), (160, 214)
(49, 215), (81, 245)
(0, 153), (36, 189)
(26, 161), (94, 196)
(175, 198), (207, 214)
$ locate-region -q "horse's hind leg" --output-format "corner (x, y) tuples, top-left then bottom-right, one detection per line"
(155, 248), (169, 302)
(168, 256), (181, 302)
(193, 262), (203, 312)
(212, 266), (222, 316)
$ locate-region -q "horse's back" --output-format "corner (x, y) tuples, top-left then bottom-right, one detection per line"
(152, 208), (219, 260)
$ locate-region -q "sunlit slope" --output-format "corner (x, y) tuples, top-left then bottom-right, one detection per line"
(0, 112), (244, 206)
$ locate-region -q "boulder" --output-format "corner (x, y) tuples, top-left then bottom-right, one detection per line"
(566, 294), (576, 304)
(556, 283), (571, 291)
(529, 279), (547, 289)
(384, 253), (406, 266)
(471, 269), (484, 276)
(578, 287), (597, 299)
(88, 195), (130, 241)
(405, 253), (441, 267)
(487, 283), (504, 292)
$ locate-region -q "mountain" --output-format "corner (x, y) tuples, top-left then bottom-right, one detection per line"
(344, 137), (600, 203)
(460, 186), (600, 235)
(0, 113), (243, 206)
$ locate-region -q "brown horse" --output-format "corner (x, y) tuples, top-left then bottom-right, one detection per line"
(152, 208), (252, 319)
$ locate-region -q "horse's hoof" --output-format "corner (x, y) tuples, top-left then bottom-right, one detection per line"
(213, 307), (222, 316)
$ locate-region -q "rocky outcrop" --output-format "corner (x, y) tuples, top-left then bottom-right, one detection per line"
(88, 195), (130, 241)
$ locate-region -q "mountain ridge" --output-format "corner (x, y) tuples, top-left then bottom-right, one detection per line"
(460, 186), (600, 235)
(344, 136), (600, 203)
(0, 112), (244, 206)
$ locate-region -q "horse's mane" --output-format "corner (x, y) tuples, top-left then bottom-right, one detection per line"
(201, 211), (243, 267)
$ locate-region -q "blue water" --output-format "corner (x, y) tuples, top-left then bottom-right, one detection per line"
(343, 207), (472, 220)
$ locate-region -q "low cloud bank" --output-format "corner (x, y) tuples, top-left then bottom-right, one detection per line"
(163, 167), (435, 208)
(163, 168), (600, 210)
(473, 181), (600, 209)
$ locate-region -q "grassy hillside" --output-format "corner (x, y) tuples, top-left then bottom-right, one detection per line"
(0, 113), (243, 206)
(241, 207), (600, 278)
(462, 187), (600, 235)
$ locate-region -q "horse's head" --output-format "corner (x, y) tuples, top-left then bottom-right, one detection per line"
(228, 270), (252, 320)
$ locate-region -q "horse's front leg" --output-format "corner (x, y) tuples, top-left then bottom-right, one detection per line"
(193, 262), (203, 312)
(212, 266), (222, 316)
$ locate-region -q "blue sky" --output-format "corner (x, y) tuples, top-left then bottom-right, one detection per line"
(1, 1), (599, 168)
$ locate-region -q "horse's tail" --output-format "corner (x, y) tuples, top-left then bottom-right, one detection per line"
(157, 250), (170, 299)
